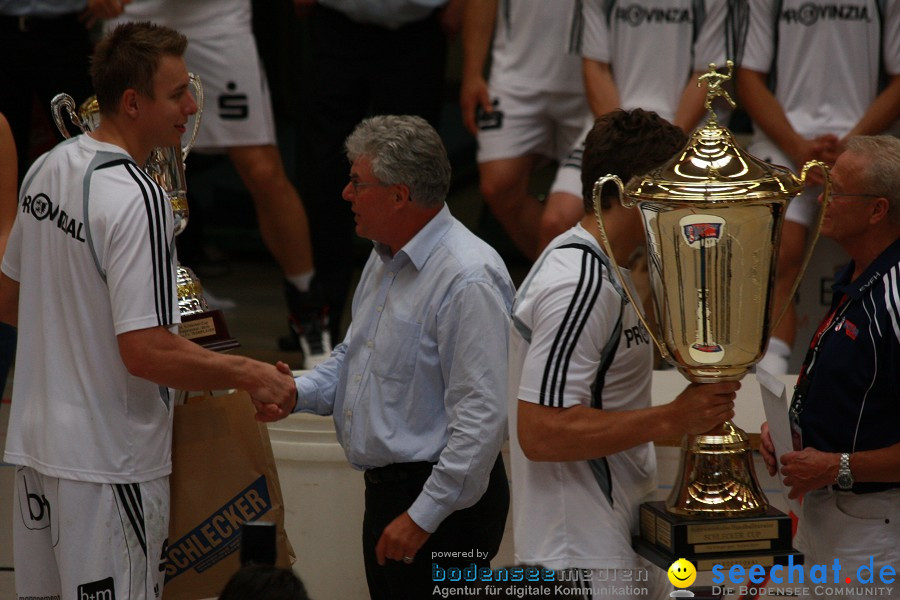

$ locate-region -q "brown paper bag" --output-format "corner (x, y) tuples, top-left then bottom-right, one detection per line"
(163, 391), (295, 599)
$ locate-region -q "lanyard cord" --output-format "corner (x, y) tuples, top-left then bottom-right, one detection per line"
(790, 293), (854, 419)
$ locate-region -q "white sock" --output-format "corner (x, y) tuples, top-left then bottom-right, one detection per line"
(286, 270), (315, 293)
(757, 337), (792, 375)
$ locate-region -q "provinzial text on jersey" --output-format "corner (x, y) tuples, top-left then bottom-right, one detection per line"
(22, 193), (86, 242)
(781, 4), (872, 25)
(614, 5), (692, 26)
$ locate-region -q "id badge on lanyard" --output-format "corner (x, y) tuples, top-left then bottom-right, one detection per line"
(789, 294), (851, 451)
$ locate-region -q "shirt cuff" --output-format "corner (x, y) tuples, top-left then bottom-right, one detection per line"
(292, 376), (318, 413)
(407, 491), (453, 534)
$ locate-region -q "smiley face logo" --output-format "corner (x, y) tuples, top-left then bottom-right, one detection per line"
(667, 558), (697, 588)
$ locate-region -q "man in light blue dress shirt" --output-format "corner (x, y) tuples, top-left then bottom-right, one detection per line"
(283, 114), (514, 599)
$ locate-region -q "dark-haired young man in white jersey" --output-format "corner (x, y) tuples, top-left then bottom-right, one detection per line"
(509, 109), (739, 600)
(0, 22), (297, 600)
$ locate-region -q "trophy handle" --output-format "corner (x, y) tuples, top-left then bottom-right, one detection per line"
(182, 73), (204, 161)
(50, 93), (83, 140)
(592, 176), (672, 362)
(770, 160), (832, 333)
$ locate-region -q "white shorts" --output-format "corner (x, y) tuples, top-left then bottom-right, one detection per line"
(748, 138), (823, 227)
(476, 84), (592, 169)
(794, 487), (899, 599)
(13, 466), (170, 600)
(183, 32), (277, 152)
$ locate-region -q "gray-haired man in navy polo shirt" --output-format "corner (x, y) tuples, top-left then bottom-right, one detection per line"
(760, 135), (900, 600)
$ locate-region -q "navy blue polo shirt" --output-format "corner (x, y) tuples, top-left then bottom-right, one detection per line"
(790, 237), (900, 493)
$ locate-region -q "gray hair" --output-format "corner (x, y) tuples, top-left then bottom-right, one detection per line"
(845, 135), (900, 227)
(345, 115), (450, 208)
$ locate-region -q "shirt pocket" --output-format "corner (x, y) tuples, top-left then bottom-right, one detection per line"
(370, 316), (422, 381)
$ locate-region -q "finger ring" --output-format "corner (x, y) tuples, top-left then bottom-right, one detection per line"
(402, 555), (414, 564)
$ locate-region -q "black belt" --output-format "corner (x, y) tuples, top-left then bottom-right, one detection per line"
(0, 12), (80, 33)
(364, 461), (436, 485)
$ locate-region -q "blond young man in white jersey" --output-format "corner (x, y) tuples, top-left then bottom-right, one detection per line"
(0, 23), (297, 599)
(738, 0), (900, 374)
(108, 0), (331, 367)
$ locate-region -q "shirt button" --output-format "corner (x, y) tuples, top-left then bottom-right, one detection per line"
(355, 374), (361, 382)
(376, 305), (383, 312)
(367, 340), (374, 348)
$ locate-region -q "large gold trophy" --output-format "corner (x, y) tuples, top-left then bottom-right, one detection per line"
(50, 77), (238, 351)
(594, 63), (830, 567)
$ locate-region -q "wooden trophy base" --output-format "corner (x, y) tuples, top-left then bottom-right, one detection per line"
(635, 501), (802, 571)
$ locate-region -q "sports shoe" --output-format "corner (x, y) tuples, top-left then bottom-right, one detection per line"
(278, 280), (333, 369)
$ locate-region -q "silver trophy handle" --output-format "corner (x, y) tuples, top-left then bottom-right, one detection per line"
(769, 160), (832, 333)
(592, 175), (673, 362)
(50, 93), (84, 140)
(182, 73), (204, 160)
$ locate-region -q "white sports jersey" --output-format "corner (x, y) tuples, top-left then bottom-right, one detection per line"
(508, 225), (657, 570)
(580, 0), (728, 121)
(110, 0), (251, 38)
(490, 0), (584, 93)
(742, 0), (900, 138)
(3, 135), (180, 484)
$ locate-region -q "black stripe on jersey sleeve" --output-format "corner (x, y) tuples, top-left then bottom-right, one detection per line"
(569, 0), (584, 54)
(539, 248), (604, 407)
(123, 163), (175, 326)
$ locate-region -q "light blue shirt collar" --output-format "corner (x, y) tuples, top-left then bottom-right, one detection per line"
(373, 203), (451, 272)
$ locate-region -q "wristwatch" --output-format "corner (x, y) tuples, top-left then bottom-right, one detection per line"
(836, 452), (854, 490)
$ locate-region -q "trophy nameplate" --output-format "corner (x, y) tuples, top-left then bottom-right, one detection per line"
(639, 502), (792, 558)
(633, 536), (804, 573)
(179, 311), (239, 352)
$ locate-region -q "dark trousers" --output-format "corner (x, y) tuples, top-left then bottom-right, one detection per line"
(362, 455), (509, 600)
(299, 5), (448, 338)
(0, 13), (94, 181)
(0, 322), (15, 397)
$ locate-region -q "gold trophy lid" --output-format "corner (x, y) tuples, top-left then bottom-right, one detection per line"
(625, 61), (804, 204)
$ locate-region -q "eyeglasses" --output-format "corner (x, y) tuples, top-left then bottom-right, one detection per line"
(349, 178), (388, 195)
(831, 191), (881, 200)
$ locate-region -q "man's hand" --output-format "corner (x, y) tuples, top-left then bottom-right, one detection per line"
(780, 447), (840, 499)
(759, 422), (778, 477)
(666, 382), (739, 435)
(375, 512), (431, 566)
(250, 361), (297, 422)
(459, 75), (491, 137)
